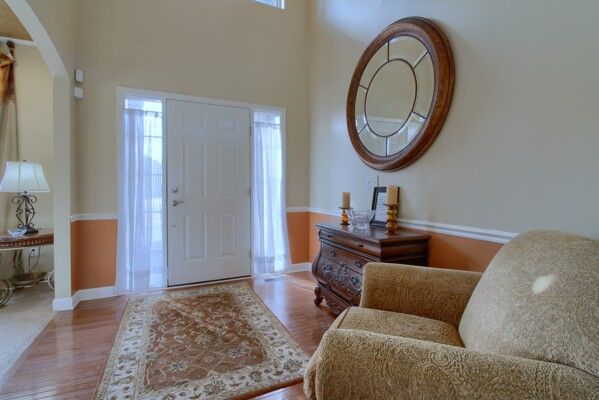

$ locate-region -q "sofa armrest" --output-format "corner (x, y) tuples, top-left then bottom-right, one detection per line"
(305, 329), (599, 400)
(360, 263), (481, 327)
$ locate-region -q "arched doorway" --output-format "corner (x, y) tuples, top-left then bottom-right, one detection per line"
(6, 0), (73, 309)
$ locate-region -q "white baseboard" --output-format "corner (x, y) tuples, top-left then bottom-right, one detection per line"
(52, 285), (116, 311)
(50, 265), (313, 312)
(252, 263), (312, 279)
(287, 262), (311, 272)
(52, 294), (80, 311)
(51, 266), (315, 312)
(78, 285), (116, 301)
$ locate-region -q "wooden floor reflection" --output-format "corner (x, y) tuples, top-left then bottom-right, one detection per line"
(0, 271), (336, 400)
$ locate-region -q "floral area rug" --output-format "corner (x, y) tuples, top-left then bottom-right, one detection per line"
(95, 282), (309, 400)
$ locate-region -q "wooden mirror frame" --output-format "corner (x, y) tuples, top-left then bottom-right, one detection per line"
(347, 17), (455, 171)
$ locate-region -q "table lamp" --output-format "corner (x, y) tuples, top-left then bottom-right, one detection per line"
(0, 161), (51, 235)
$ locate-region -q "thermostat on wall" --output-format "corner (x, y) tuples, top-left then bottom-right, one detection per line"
(74, 68), (84, 83)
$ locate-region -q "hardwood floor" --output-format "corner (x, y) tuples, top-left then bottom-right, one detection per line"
(0, 272), (336, 400)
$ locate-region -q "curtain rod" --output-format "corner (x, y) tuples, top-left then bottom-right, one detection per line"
(0, 36), (36, 47)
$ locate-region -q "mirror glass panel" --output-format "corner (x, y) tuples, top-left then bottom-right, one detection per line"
(365, 60), (415, 137)
(355, 86), (367, 132)
(389, 36), (427, 66)
(359, 127), (386, 156)
(386, 113), (425, 155)
(354, 35), (435, 156)
(359, 45), (388, 87)
(414, 53), (434, 117)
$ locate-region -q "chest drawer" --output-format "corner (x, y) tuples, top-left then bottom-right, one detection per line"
(320, 229), (380, 257)
(316, 258), (362, 306)
(320, 243), (372, 272)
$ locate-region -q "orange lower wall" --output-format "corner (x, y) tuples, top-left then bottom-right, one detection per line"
(287, 211), (310, 264)
(71, 213), (311, 291)
(71, 212), (503, 291)
(308, 212), (337, 261)
(71, 219), (117, 293)
(70, 221), (78, 293)
(420, 230), (502, 272)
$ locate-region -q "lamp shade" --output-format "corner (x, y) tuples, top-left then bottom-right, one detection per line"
(0, 161), (51, 193)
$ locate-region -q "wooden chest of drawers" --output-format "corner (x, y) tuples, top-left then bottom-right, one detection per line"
(312, 223), (430, 315)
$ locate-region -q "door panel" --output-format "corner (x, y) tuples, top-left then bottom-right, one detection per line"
(219, 213), (237, 256)
(167, 100), (251, 285)
(218, 144), (237, 196)
(185, 213), (206, 261)
(184, 140), (206, 197)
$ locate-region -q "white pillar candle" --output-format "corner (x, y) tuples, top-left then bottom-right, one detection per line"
(386, 185), (398, 205)
(341, 192), (351, 208)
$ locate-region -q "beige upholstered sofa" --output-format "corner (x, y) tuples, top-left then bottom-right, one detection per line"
(304, 230), (599, 399)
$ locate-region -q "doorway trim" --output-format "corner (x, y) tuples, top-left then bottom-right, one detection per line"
(117, 87), (285, 123)
(6, 0), (73, 310)
(116, 87), (286, 285)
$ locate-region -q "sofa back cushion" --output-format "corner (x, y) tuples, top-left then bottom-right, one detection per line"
(459, 230), (599, 377)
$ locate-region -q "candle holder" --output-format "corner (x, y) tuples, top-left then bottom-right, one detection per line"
(384, 203), (399, 234)
(339, 207), (352, 226)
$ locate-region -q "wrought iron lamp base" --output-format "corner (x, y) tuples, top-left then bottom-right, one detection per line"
(12, 192), (39, 236)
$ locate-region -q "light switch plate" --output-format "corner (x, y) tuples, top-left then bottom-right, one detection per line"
(74, 68), (84, 83)
(73, 86), (84, 99)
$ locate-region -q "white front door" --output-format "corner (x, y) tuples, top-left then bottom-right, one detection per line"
(166, 100), (251, 285)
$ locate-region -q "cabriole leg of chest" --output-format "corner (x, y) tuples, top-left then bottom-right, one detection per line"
(311, 244), (324, 306)
(313, 285), (323, 305)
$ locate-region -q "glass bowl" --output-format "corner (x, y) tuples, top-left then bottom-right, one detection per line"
(348, 209), (375, 230)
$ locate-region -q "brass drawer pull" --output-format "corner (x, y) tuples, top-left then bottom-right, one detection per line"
(357, 243), (364, 248)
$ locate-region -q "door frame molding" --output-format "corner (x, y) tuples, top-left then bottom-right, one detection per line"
(116, 87), (286, 282)
(7, 0), (74, 309)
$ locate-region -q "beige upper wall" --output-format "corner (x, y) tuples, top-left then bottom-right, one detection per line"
(13, 44), (53, 228)
(0, 44), (54, 278)
(26, 0), (77, 77)
(309, 0), (599, 239)
(74, 0), (310, 213)
(26, 0), (78, 213)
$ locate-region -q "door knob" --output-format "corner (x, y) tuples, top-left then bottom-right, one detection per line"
(172, 200), (185, 207)
(171, 187), (179, 193)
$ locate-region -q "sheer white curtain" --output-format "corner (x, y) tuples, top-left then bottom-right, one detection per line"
(116, 99), (166, 293)
(252, 111), (290, 275)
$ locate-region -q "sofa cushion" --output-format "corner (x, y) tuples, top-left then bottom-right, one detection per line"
(459, 230), (599, 377)
(333, 306), (463, 347)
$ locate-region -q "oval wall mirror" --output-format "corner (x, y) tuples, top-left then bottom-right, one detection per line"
(347, 17), (455, 170)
